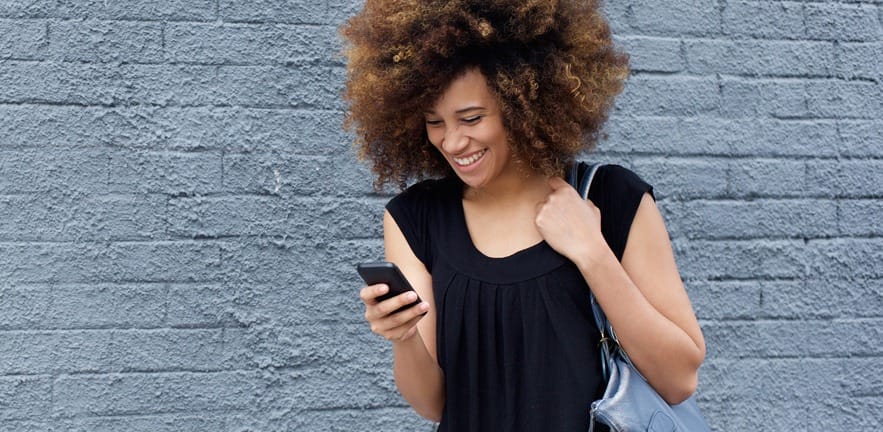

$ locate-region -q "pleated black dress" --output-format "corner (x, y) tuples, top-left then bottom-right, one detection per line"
(385, 165), (653, 432)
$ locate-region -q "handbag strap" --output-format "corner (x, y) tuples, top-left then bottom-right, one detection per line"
(566, 161), (622, 382)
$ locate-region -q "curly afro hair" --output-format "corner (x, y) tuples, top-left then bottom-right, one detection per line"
(340, 0), (629, 190)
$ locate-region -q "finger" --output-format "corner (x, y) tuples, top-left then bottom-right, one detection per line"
(372, 301), (428, 335)
(377, 290), (420, 316)
(383, 300), (429, 328)
(360, 283), (388, 304)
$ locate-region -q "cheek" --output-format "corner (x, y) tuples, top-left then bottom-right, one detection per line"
(425, 129), (441, 148)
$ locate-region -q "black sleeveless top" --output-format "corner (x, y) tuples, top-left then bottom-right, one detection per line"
(386, 165), (653, 431)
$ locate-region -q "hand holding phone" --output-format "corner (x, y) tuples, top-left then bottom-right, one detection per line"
(357, 261), (425, 316)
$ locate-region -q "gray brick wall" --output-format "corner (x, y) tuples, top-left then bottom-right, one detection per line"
(0, 0), (879, 430)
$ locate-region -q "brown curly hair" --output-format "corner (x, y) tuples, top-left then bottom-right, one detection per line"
(340, 0), (629, 190)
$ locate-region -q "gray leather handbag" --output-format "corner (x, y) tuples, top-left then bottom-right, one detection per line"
(567, 161), (712, 432)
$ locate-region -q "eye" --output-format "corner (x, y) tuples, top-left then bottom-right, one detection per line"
(425, 119), (443, 127)
(462, 115), (481, 124)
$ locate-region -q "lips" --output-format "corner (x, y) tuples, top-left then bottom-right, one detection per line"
(452, 149), (487, 166)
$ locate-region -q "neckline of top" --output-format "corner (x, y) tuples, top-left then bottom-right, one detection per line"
(442, 180), (570, 283)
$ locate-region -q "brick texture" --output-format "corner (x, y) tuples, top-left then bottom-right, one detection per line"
(0, 0), (880, 431)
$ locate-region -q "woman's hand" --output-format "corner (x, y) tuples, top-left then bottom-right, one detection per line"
(360, 284), (430, 342)
(535, 176), (611, 267)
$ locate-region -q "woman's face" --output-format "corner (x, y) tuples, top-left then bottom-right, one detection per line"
(424, 68), (514, 190)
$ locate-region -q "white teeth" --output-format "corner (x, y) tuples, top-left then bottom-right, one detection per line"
(453, 149), (487, 166)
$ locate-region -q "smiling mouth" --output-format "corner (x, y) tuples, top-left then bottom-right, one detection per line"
(453, 149), (487, 167)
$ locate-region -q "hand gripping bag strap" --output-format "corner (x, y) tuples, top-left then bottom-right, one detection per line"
(566, 161), (712, 432)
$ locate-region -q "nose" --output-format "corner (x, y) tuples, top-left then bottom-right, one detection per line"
(442, 126), (469, 154)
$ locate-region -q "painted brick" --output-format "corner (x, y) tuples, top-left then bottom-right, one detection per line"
(805, 3), (882, 41)
(166, 23), (338, 65)
(244, 280), (370, 328)
(839, 200), (883, 236)
(166, 283), (242, 327)
(219, 0), (326, 24)
(674, 239), (808, 279)
(107, 328), (244, 372)
(686, 280), (765, 320)
(0, 61), (121, 105)
(235, 323), (386, 370)
(0, 241), (223, 283)
(62, 415), (231, 432)
(167, 195), (383, 239)
(701, 358), (883, 401)
(211, 65), (345, 110)
(700, 358), (883, 430)
(664, 199), (838, 240)
(0, 284), (165, 330)
(0, 332), (56, 375)
(686, 40), (835, 77)
(0, 193), (167, 242)
(0, 105), (350, 153)
(213, 109), (350, 154)
(0, 62), (340, 108)
(0, 0), (216, 21)
(806, 79), (883, 119)
(720, 78), (809, 119)
(0, 420), (50, 432)
(104, 0), (217, 21)
(722, 1), (806, 40)
(222, 153), (373, 196)
(836, 42), (883, 80)
(703, 319), (883, 358)
(689, 279), (883, 322)
(616, 36), (684, 73)
(108, 149), (222, 195)
(48, 20), (164, 63)
(0, 19), (46, 60)
(0, 285), (52, 330)
(806, 159), (883, 198)
(702, 396), (883, 431)
(220, 238), (382, 285)
(808, 238), (883, 279)
(601, 1), (633, 34)
(728, 158), (807, 198)
(629, 0), (721, 36)
(606, 117), (731, 155)
(264, 366), (404, 411)
(287, 407), (435, 431)
(0, 376), (52, 420)
(631, 158), (729, 199)
(0, 148), (108, 194)
(0, 105), (160, 149)
(837, 120), (883, 157)
(616, 76), (719, 116)
(615, 117), (842, 159)
(53, 371), (264, 417)
(763, 278), (883, 319)
(117, 64), (224, 107)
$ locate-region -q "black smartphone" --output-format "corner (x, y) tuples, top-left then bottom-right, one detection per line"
(357, 261), (425, 315)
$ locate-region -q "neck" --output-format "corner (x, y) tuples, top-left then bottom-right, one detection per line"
(463, 164), (549, 207)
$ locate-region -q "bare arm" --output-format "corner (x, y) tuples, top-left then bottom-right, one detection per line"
(359, 210), (444, 421)
(536, 178), (705, 404)
(576, 193), (705, 403)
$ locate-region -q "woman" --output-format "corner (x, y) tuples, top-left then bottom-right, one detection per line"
(341, 0), (706, 430)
